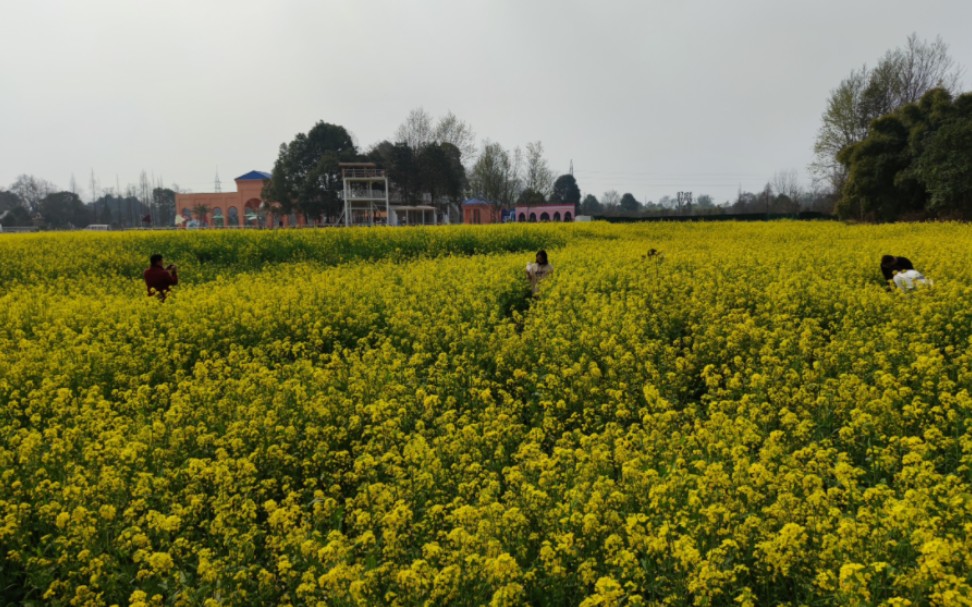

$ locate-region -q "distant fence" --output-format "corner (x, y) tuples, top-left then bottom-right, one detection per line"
(594, 211), (836, 223)
(0, 226), (39, 233)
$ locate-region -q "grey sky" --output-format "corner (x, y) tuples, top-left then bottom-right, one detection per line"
(2, 0), (970, 205)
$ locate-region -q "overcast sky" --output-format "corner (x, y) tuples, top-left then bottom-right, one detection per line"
(2, 0), (970, 205)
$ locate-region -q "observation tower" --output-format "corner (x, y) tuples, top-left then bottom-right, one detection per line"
(340, 162), (389, 227)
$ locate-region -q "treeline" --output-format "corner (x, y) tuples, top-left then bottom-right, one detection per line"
(262, 113), (583, 224)
(265, 113), (832, 226)
(576, 182), (835, 219)
(0, 174), (180, 230)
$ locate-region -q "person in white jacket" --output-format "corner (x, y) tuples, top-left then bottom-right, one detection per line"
(892, 268), (931, 292)
(525, 250), (553, 295)
(881, 254), (931, 292)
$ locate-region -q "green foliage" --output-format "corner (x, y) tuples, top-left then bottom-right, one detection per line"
(516, 188), (546, 206)
(87, 193), (147, 228)
(0, 190), (22, 213)
(38, 191), (91, 229)
(370, 141), (419, 201)
(0, 204), (32, 227)
(0, 190), (33, 228)
(580, 194), (601, 215)
(368, 140), (467, 209)
(838, 89), (972, 220)
(152, 187), (177, 227)
(619, 192), (641, 212)
(264, 121), (358, 222)
(550, 174), (581, 205)
(813, 34), (963, 193)
(838, 115), (919, 220)
(912, 95), (972, 214)
(416, 141), (467, 203)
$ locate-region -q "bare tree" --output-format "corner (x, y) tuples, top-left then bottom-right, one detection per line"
(811, 34), (964, 193)
(772, 169), (802, 201)
(139, 171), (152, 226)
(468, 140), (521, 209)
(89, 169), (98, 203)
(523, 141), (554, 197)
(506, 146), (524, 206)
(601, 190), (621, 210)
(433, 111), (477, 161)
(396, 108), (477, 164)
(894, 34), (963, 105)
(811, 67), (870, 192)
(394, 108), (435, 150)
(9, 174), (55, 213)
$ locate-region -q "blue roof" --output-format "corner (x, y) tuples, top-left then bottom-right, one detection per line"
(235, 170), (272, 181)
(462, 198), (493, 206)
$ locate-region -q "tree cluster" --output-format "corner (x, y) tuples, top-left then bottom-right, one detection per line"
(1, 172), (180, 230)
(367, 140), (466, 207)
(264, 109), (582, 225)
(837, 88), (972, 221)
(263, 122), (358, 224)
(466, 140), (578, 212)
(0, 190), (33, 227)
(581, 184), (833, 219)
(812, 34), (963, 194)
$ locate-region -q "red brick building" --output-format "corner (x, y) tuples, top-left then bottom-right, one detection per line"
(175, 171), (304, 228)
(462, 199), (504, 224)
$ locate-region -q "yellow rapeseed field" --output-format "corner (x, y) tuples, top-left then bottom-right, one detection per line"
(1, 222), (971, 606)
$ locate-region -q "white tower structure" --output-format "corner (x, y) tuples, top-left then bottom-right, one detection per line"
(340, 162), (389, 227)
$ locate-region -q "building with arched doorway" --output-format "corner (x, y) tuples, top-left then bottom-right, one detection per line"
(175, 171), (305, 228)
(513, 202), (576, 223)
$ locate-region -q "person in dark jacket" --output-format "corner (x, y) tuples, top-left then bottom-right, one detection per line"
(880, 255), (914, 283)
(144, 253), (179, 300)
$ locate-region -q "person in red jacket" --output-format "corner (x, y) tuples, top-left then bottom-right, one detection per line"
(144, 253), (178, 300)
